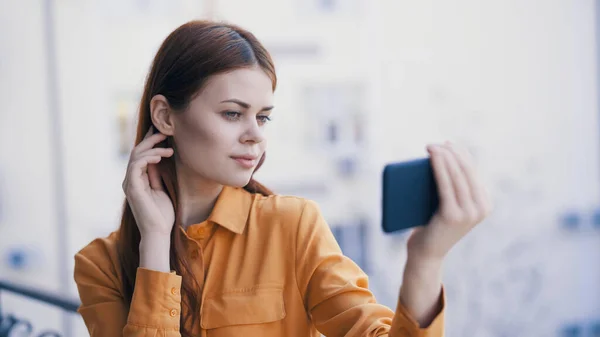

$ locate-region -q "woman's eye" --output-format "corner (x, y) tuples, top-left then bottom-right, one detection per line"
(224, 111), (242, 120)
(257, 115), (272, 125)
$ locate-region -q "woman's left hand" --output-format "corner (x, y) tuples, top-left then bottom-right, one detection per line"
(406, 141), (493, 263)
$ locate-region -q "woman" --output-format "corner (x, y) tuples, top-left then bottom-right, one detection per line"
(74, 20), (492, 337)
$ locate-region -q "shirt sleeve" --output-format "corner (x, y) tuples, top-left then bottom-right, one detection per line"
(294, 200), (445, 337)
(74, 242), (183, 336)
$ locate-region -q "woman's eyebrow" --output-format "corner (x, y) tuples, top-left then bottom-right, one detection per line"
(220, 98), (274, 112)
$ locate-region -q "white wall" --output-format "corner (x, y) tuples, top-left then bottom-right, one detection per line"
(0, 0), (63, 332)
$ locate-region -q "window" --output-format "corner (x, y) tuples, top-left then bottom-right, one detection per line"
(331, 218), (369, 273)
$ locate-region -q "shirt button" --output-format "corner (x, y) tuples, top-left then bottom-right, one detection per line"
(171, 287), (179, 295)
(170, 309), (178, 317)
(197, 227), (206, 236)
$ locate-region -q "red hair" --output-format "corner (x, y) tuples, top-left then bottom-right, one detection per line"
(117, 20), (275, 336)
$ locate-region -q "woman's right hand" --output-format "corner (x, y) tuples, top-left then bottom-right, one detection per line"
(122, 127), (175, 238)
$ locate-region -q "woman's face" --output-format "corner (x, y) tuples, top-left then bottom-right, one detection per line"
(169, 67), (274, 187)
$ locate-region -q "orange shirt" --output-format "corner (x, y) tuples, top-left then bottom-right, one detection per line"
(74, 186), (444, 336)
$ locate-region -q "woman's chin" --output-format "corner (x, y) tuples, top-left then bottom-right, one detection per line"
(220, 175), (253, 188)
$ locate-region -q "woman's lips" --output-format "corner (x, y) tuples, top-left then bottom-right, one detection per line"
(231, 156), (257, 169)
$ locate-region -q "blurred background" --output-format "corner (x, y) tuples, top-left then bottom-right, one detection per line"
(1, 0), (599, 336)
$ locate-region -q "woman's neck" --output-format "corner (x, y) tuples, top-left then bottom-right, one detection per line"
(176, 165), (223, 230)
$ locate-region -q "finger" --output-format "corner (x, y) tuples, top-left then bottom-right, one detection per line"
(144, 126), (153, 138)
(148, 161), (164, 191)
(129, 155), (162, 175)
(143, 155), (163, 166)
(427, 144), (456, 209)
(445, 143), (487, 209)
(439, 143), (472, 208)
(140, 147), (173, 192)
(124, 156), (156, 192)
(124, 127), (158, 182)
(132, 133), (168, 156)
(131, 147), (174, 161)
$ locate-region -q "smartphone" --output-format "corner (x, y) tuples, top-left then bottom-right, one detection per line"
(382, 157), (440, 233)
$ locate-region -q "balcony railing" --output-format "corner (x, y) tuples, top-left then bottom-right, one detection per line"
(0, 280), (80, 337)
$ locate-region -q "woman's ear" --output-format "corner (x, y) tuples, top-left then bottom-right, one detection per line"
(150, 94), (175, 136)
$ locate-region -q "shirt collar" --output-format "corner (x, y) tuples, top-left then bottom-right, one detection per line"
(206, 185), (255, 234)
